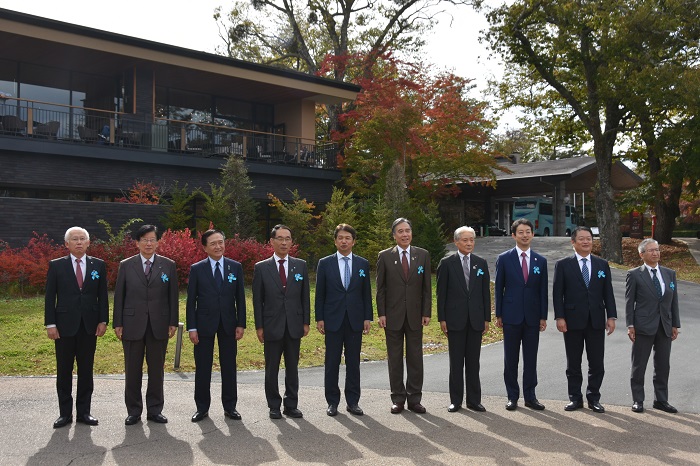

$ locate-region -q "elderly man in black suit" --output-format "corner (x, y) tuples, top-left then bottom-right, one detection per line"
(45, 226), (109, 428)
(437, 226), (491, 413)
(315, 224), (373, 417)
(187, 229), (246, 422)
(626, 238), (681, 414)
(553, 226), (616, 413)
(253, 224), (311, 419)
(113, 225), (179, 426)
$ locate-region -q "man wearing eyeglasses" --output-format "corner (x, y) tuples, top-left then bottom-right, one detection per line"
(113, 224), (179, 426)
(253, 224), (311, 419)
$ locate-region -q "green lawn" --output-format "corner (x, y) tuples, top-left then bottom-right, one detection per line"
(0, 278), (503, 376)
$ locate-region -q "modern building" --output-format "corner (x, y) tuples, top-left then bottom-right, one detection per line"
(0, 8), (360, 246)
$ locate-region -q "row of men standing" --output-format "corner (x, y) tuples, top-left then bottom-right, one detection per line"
(44, 217), (680, 429)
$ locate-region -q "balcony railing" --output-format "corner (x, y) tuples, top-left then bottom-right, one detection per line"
(0, 98), (338, 169)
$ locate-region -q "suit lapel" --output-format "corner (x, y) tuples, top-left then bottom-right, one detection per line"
(452, 254), (469, 294)
(511, 249), (526, 285)
(571, 255), (587, 288)
(132, 255), (149, 287)
(266, 257), (285, 292)
(63, 256), (81, 292)
(334, 254), (346, 289)
(638, 265), (657, 297)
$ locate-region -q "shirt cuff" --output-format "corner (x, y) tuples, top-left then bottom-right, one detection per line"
(46, 324), (56, 329)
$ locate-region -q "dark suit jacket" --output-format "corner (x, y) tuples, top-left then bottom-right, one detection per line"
(376, 245), (432, 331)
(252, 256), (311, 341)
(495, 248), (548, 326)
(186, 257), (246, 337)
(113, 254), (179, 340)
(625, 265), (681, 337)
(45, 255), (109, 336)
(436, 252), (491, 331)
(315, 253), (373, 332)
(553, 254), (617, 330)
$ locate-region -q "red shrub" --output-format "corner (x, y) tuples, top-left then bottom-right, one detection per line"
(0, 233), (63, 294)
(225, 235), (298, 280)
(156, 228), (206, 287)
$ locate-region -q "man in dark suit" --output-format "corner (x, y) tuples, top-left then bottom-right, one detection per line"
(315, 224), (373, 417)
(253, 224), (311, 419)
(376, 217), (432, 414)
(626, 238), (681, 414)
(495, 218), (548, 411)
(45, 226), (109, 428)
(113, 225), (179, 426)
(437, 226), (491, 413)
(553, 226), (616, 413)
(187, 229), (246, 422)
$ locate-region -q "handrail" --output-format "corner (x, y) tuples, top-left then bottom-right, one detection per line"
(0, 95), (125, 116)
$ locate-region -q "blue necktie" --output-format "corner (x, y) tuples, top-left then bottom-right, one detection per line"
(581, 258), (590, 288)
(652, 268), (662, 299)
(214, 261), (223, 290)
(343, 256), (350, 290)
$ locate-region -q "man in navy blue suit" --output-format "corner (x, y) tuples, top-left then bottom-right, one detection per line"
(553, 226), (616, 413)
(315, 224), (373, 417)
(495, 218), (548, 411)
(187, 229), (246, 422)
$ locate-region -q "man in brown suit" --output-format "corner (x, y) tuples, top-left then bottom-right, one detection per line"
(113, 225), (179, 426)
(376, 218), (432, 414)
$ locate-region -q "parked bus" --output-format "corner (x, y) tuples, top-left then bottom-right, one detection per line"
(512, 197), (579, 236)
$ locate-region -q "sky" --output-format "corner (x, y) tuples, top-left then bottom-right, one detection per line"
(1, 0), (513, 127)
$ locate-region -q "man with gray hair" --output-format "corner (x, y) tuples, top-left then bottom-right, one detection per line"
(437, 226), (491, 413)
(45, 227), (109, 428)
(626, 238), (681, 413)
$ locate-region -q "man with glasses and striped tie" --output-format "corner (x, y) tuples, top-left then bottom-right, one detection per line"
(553, 226), (616, 414)
(315, 224), (373, 417)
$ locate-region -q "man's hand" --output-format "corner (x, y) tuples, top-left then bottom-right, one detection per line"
(627, 327), (636, 342)
(496, 317), (503, 328)
(256, 328), (264, 343)
(168, 326), (177, 338)
(47, 327), (60, 340)
(556, 318), (567, 333)
(363, 320), (371, 335)
(539, 319), (547, 332)
(440, 321), (448, 335)
(606, 318), (616, 336)
(422, 317), (431, 326)
(378, 316), (387, 328)
(316, 321), (325, 335)
(189, 330), (199, 345)
(672, 327), (679, 341)
(303, 324), (310, 337)
(95, 323), (107, 337)
(114, 326), (123, 340)
(482, 321), (490, 335)
(235, 327), (244, 341)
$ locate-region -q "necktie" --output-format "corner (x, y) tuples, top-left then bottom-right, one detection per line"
(343, 256), (350, 290)
(462, 255), (470, 290)
(651, 268), (662, 299)
(279, 259), (287, 289)
(521, 252), (528, 283)
(214, 261), (223, 290)
(145, 259), (152, 278)
(581, 258), (590, 288)
(75, 258), (84, 290)
(401, 250), (409, 280)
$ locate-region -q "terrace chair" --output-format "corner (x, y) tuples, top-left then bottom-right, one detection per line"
(34, 121), (60, 139)
(77, 125), (99, 143)
(1, 115), (26, 135)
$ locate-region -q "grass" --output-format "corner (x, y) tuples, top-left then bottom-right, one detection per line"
(0, 278), (502, 376)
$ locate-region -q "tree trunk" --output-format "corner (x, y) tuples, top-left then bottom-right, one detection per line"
(593, 138), (622, 263)
(654, 178), (681, 244)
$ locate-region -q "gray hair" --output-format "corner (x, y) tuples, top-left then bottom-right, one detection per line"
(64, 226), (90, 242)
(454, 226), (476, 241)
(638, 238), (658, 253)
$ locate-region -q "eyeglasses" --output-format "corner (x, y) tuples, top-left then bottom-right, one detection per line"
(274, 237), (292, 243)
(645, 248), (660, 253)
(139, 238), (158, 244)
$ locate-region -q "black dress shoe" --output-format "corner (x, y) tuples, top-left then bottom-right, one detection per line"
(525, 399), (545, 410)
(653, 401), (678, 413)
(283, 407), (303, 418)
(53, 415), (72, 428)
(327, 404), (338, 416)
(564, 400), (584, 411)
(76, 414), (99, 425)
(346, 405), (364, 416)
(391, 403), (404, 414)
(125, 415), (141, 425)
(269, 409), (282, 419)
(146, 413), (168, 423)
(588, 401), (605, 413)
(631, 401), (644, 413)
(191, 411), (208, 422)
(447, 404), (461, 413)
(224, 409), (242, 420)
(467, 403), (486, 412)
(408, 403), (426, 414)
(505, 399), (518, 411)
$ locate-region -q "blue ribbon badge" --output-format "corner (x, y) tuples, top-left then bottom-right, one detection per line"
(359, 269), (366, 278)
(533, 266), (540, 275)
(598, 270), (606, 279)
(91, 270), (99, 280)
(476, 268), (484, 277)
(161, 273), (169, 283)
(417, 266), (424, 274)
(228, 273), (236, 283)
(295, 273), (303, 282)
